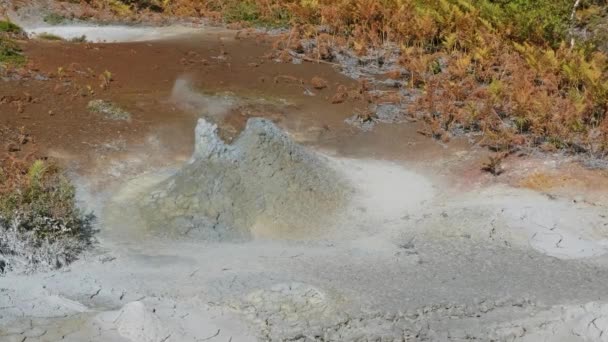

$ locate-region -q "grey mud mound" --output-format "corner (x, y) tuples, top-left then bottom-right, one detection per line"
(138, 118), (351, 241)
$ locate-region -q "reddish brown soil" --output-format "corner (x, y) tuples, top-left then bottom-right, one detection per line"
(2, 29), (608, 201)
(0, 30), (456, 173)
(0, 31), (353, 169)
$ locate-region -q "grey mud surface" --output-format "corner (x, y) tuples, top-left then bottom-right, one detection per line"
(3, 22), (608, 342)
(3, 116), (608, 341)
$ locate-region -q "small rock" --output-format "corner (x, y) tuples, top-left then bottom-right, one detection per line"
(6, 143), (20, 152)
(303, 88), (315, 96)
(311, 76), (328, 90)
(331, 85), (348, 104)
(34, 74), (49, 81)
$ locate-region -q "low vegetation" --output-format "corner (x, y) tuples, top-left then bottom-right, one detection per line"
(0, 20), (23, 34)
(0, 129), (95, 273)
(36, 32), (64, 41)
(0, 35), (24, 65)
(43, 12), (67, 25)
(0, 157), (95, 273)
(70, 35), (88, 43)
(0, 20), (25, 65)
(0, 20), (94, 272)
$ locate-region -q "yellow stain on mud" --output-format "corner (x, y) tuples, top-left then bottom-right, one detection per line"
(518, 172), (574, 191)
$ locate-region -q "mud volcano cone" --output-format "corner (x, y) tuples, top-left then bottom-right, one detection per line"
(138, 118), (351, 241)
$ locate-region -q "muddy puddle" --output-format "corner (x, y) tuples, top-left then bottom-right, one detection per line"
(4, 25), (608, 342)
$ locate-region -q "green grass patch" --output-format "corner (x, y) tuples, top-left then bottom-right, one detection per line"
(223, 1), (261, 23)
(221, 0), (290, 28)
(43, 13), (67, 25)
(472, 0), (575, 46)
(0, 20), (22, 34)
(36, 33), (65, 41)
(0, 36), (25, 65)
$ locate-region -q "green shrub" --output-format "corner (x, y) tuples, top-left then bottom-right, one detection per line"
(0, 20), (22, 34)
(213, 0), (291, 27)
(470, 0), (573, 46)
(0, 159), (95, 272)
(0, 36), (24, 65)
(0, 160), (89, 239)
(43, 13), (67, 25)
(70, 35), (88, 43)
(224, 1), (261, 23)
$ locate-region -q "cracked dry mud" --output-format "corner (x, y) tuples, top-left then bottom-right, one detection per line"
(4, 115), (608, 341)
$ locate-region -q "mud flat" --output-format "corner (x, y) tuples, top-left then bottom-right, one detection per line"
(3, 116), (608, 341)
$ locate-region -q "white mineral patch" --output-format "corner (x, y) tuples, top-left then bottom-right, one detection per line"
(26, 25), (200, 42)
